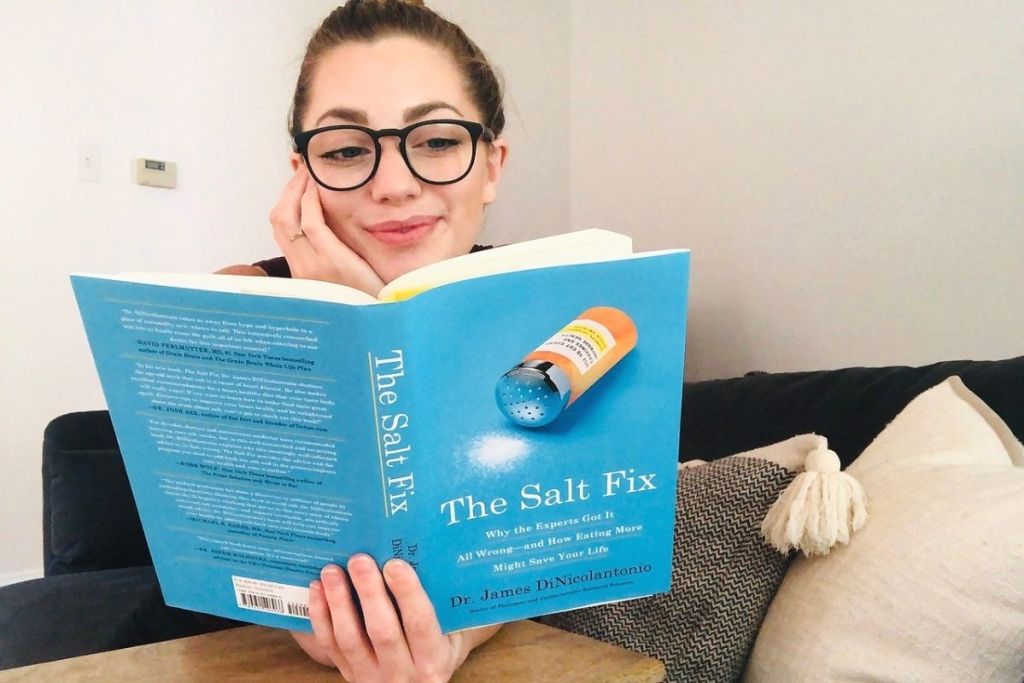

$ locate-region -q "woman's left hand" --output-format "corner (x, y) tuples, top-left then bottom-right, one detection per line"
(290, 555), (500, 681)
(270, 165), (386, 297)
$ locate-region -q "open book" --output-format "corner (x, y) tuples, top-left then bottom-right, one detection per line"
(71, 229), (690, 633)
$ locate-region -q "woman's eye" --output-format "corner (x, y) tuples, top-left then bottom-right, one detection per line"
(422, 137), (459, 151)
(322, 147), (370, 162)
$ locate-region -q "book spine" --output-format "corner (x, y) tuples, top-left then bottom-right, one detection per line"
(363, 313), (422, 574)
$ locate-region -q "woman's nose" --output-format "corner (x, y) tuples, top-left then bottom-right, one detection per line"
(370, 140), (420, 202)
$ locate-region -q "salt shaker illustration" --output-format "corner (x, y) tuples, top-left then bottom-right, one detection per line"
(496, 306), (637, 427)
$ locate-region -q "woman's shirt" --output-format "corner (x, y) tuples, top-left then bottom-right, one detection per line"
(253, 244), (493, 278)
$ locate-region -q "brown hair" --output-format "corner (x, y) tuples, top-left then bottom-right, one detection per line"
(289, 0), (505, 142)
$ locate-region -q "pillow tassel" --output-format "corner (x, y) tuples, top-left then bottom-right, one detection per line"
(761, 443), (868, 556)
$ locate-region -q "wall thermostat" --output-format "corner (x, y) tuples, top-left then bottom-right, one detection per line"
(133, 158), (177, 189)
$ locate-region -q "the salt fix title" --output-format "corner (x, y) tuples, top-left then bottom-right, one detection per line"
(439, 470), (657, 526)
(371, 349), (415, 516)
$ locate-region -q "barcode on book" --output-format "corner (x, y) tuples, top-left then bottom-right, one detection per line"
(239, 592), (284, 612)
(231, 576), (310, 620)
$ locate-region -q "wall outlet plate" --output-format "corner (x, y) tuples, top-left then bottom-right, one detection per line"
(133, 158), (177, 189)
(78, 144), (101, 182)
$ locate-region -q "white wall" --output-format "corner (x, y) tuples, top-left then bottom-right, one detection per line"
(0, 1), (567, 585)
(0, 0), (325, 585)
(571, 1), (1023, 379)
(2, 1), (1021, 583)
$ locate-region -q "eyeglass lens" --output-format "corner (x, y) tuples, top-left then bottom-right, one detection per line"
(306, 122), (475, 189)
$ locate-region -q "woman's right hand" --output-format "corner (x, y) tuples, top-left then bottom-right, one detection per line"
(269, 164), (385, 297)
(290, 557), (501, 681)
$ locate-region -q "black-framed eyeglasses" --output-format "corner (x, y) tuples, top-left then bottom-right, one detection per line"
(293, 119), (494, 191)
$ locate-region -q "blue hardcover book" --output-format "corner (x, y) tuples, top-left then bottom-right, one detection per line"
(71, 229), (690, 633)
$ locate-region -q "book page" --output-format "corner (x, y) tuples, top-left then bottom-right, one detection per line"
(103, 272), (380, 306)
(378, 228), (633, 301)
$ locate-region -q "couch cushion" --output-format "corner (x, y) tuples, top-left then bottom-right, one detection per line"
(681, 355), (1024, 467)
(539, 438), (809, 682)
(0, 566), (239, 669)
(43, 411), (151, 575)
(744, 377), (1024, 682)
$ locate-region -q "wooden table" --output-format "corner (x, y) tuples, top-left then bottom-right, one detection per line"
(0, 620), (665, 682)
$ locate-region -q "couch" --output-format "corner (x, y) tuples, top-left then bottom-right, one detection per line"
(2, 355), (1021, 676)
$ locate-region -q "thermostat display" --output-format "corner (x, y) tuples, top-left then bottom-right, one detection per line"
(133, 158), (177, 189)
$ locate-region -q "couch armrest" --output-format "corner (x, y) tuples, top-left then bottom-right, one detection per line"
(42, 411), (151, 576)
(680, 356), (1024, 467)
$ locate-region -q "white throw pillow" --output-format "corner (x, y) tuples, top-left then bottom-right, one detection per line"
(744, 377), (1024, 683)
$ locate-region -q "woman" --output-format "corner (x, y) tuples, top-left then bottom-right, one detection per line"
(222, 1), (510, 679)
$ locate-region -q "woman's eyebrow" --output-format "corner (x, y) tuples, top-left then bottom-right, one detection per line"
(315, 106), (368, 126)
(313, 101), (464, 128)
(404, 101), (463, 122)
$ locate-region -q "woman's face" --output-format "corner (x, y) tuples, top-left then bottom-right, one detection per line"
(296, 36), (508, 283)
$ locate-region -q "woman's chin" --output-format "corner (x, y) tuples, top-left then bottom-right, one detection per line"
(373, 244), (464, 283)
(375, 254), (433, 284)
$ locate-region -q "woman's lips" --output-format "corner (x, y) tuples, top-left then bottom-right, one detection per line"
(365, 216), (439, 246)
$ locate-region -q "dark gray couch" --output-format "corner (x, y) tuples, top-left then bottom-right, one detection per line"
(2, 355), (1021, 669)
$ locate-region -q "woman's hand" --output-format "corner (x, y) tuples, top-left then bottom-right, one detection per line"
(290, 555), (500, 682)
(269, 165), (386, 297)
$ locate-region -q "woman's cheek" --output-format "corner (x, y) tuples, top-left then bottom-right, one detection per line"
(318, 199), (360, 247)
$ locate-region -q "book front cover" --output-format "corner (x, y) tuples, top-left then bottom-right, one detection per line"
(389, 252), (689, 631)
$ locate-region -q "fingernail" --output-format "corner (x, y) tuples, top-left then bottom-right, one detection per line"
(382, 558), (410, 580)
(347, 554), (375, 574)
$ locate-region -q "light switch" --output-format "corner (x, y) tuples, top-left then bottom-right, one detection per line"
(133, 158), (177, 189)
(78, 145), (101, 182)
